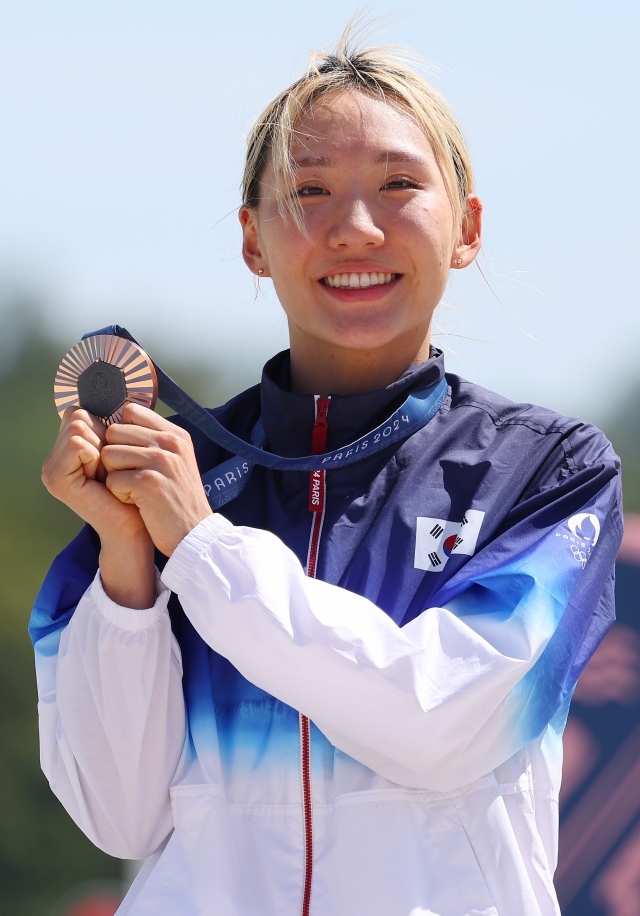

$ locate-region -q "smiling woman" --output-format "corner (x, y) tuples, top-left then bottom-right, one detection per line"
(34, 22), (622, 916)
(240, 42), (480, 395)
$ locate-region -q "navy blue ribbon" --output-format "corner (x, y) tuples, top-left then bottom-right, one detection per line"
(82, 325), (448, 507)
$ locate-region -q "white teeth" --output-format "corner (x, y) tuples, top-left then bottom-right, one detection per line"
(324, 271), (396, 288)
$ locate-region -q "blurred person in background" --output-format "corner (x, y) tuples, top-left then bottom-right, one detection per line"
(32, 27), (622, 916)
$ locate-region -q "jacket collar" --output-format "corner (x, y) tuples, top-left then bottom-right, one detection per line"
(260, 348), (446, 458)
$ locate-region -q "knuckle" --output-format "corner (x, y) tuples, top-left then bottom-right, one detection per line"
(159, 431), (182, 452)
(138, 467), (161, 487)
(42, 457), (62, 495)
(68, 419), (87, 436)
(153, 449), (173, 472)
(41, 459), (52, 488)
(122, 402), (139, 421)
(68, 434), (88, 452)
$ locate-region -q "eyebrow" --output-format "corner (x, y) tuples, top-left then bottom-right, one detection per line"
(292, 155), (332, 168)
(292, 150), (427, 169)
(374, 150), (427, 165)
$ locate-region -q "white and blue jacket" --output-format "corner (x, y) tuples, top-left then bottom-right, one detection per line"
(30, 349), (622, 916)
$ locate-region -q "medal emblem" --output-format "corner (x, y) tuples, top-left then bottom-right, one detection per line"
(54, 334), (158, 424)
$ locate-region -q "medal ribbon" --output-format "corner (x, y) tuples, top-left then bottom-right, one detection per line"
(82, 325), (449, 509)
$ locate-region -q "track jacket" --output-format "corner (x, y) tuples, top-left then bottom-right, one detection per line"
(31, 349), (622, 916)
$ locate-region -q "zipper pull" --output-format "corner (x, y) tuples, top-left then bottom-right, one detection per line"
(311, 397), (330, 456)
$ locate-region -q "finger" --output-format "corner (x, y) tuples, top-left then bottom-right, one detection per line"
(120, 401), (173, 431)
(44, 434), (102, 489)
(61, 416), (105, 455)
(69, 435), (103, 480)
(61, 407), (108, 445)
(105, 469), (144, 505)
(105, 421), (188, 451)
(101, 443), (159, 473)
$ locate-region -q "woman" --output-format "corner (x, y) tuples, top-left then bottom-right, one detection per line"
(33, 32), (621, 916)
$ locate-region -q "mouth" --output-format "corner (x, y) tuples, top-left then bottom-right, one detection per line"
(320, 271), (401, 289)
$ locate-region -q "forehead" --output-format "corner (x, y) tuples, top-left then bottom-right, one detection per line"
(290, 89), (435, 164)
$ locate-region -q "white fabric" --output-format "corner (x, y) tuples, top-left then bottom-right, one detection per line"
(37, 571), (185, 858)
(37, 515), (563, 915)
(162, 515), (551, 792)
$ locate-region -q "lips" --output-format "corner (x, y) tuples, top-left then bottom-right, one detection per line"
(321, 271), (399, 289)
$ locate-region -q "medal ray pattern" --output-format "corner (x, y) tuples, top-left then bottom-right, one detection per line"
(54, 334), (158, 425)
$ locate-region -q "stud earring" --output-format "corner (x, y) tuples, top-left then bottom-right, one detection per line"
(258, 268), (264, 275)
(456, 258), (462, 265)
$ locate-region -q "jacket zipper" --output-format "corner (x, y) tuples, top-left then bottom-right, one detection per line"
(300, 395), (331, 916)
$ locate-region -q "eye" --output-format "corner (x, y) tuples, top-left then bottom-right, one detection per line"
(381, 176), (421, 191)
(297, 184), (329, 197)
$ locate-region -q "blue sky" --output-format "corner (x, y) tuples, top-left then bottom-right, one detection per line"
(0, 0), (637, 420)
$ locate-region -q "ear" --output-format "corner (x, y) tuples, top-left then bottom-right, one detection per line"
(451, 195), (482, 269)
(239, 205), (270, 277)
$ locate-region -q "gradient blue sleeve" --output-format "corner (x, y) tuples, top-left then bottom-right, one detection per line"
(29, 524), (99, 646)
(432, 459), (622, 759)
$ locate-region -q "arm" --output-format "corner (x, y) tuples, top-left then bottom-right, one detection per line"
(34, 562), (185, 858)
(36, 407), (192, 855)
(160, 464), (621, 793)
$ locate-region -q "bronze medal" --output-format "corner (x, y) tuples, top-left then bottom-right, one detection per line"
(54, 334), (158, 424)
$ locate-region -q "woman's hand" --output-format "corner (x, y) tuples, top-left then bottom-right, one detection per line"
(43, 408), (148, 540)
(42, 407), (156, 609)
(101, 403), (213, 557)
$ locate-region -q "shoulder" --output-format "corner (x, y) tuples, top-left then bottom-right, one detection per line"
(445, 373), (620, 491)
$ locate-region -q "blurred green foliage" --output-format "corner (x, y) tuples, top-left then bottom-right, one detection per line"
(0, 315), (225, 915)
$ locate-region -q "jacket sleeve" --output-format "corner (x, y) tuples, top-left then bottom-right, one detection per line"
(161, 460), (622, 793)
(31, 527), (185, 858)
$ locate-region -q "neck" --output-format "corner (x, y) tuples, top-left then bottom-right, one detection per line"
(288, 324), (433, 396)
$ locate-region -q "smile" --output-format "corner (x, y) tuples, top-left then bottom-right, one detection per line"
(321, 272), (400, 289)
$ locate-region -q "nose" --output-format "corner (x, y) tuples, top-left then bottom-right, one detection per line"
(327, 195), (385, 250)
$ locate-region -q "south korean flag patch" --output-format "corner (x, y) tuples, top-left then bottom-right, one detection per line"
(414, 509), (485, 572)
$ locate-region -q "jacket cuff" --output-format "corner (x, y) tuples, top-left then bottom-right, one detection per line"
(161, 513), (233, 594)
(91, 568), (171, 632)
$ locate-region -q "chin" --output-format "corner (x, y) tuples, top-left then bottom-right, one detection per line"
(320, 314), (415, 351)
(323, 329), (408, 352)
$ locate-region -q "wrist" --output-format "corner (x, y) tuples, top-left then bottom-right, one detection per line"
(99, 525), (154, 557)
(99, 530), (156, 610)
(163, 507), (214, 557)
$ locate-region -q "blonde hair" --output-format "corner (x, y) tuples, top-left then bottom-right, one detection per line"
(242, 25), (474, 237)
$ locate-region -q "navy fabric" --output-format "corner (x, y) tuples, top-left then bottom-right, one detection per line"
(31, 349), (622, 733)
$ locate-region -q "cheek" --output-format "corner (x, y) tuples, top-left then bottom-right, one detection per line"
(262, 218), (312, 274)
(401, 203), (455, 268)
